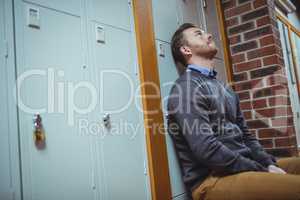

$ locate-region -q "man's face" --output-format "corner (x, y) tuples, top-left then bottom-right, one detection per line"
(181, 27), (218, 59)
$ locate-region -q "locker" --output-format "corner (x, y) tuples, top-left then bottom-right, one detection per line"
(88, 0), (132, 31)
(13, 0), (150, 199)
(87, 22), (149, 200)
(23, 0), (83, 16)
(176, 0), (202, 27)
(0, 0), (21, 199)
(14, 2), (95, 200)
(0, 1), (12, 199)
(151, 0), (180, 42)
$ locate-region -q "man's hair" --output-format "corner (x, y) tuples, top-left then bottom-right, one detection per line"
(171, 23), (196, 67)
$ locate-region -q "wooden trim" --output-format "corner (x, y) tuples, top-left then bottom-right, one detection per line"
(287, 27), (300, 100)
(276, 12), (300, 37)
(276, 12), (300, 101)
(215, 0), (234, 84)
(132, 1), (172, 200)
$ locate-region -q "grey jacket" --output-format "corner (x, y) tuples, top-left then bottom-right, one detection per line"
(167, 69), (277, 193)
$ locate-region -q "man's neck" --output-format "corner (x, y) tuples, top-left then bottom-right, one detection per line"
(188, 56), (214, 70)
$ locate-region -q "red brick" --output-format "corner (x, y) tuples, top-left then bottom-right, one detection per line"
(235, 79), (263, 91)
(266, 75), (288, 86)
(222, 0), (237, 10)
(233, 72), (248, 82)
(234, 59), (262, 72)
(268, 96), (290, 106)
(253, 85), (289, 98)
(252, 99), (267, 109)
(231, 54), (245, 64)
(263, 55), (280, 66)
(257, 16), (271, 27)
(255, 107), (292, 118)
(229, 35), (241, 45)
(226, 17), (239, 27)
(271, 117), (294, 127)
(236, 91), (250, 100)
(240, 101), (252, 110)
(258, 127), (295, 138)
(254, 0), (268, 9)
(241, 7), (269, 22)
(275, 136), (297, 147)
(259, 138), (274, 148)
(243, 111), (252, 119)
(247, 45), (277, 60)
(271, 85), (289, 96)
(231, 41), (258, 54)
(260, 35), (275, 47)
(225, 3), (252, 18)
(247, 119), (269, 129)
(244, 26), (272, 41)
(266, 147), (298, 157)
(250, 65), (281, 79)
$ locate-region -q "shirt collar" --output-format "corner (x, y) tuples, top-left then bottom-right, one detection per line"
(187, 64), (217, 78)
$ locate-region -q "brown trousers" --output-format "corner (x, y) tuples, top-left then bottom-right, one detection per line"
(192, 157), (300, 200)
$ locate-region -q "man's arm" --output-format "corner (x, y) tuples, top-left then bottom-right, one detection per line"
(170, 80), (267, 175)
(234, 93), (278, 168)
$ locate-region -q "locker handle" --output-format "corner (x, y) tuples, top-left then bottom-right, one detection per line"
(33, 114), (46, 149)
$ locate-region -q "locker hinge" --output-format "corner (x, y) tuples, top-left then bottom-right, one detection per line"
(202, 0), (207, 8)
(297, 111), (300, 118)
(4, 40), (8, 58)
(144, 160), (148, 175)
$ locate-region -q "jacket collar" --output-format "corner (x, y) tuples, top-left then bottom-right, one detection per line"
(186, 64), (217, 79)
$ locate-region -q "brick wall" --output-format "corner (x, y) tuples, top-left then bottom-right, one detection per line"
(221, 0), (299, 157)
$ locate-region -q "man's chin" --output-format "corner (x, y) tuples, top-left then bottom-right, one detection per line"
(196, 48), (218, 59)
(208, 48), (218, 59)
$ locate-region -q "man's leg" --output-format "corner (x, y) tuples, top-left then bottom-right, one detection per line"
(192, 170), (300, 200)
(277, 157), (300, 175)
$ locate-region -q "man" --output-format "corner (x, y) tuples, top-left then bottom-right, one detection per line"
(167, 23), (300, 200)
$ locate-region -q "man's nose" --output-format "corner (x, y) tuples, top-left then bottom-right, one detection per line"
(207, 33), (213, 41)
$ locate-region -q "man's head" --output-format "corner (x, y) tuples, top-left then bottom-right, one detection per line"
(171, 23), (218, 67)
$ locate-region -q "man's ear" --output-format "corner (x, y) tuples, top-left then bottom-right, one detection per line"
(180, 46), (192, 57)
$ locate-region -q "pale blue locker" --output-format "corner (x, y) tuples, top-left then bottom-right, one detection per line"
(86, 1), (150, 198)
(86, 22), (150, 200)
(0, 0), (21, 199)
(11, 0), (151, 199)
(152, 0), (180, 43)
(23, 0), (82, 16)
(87, 0), (131, 31)
(13, 1), (96, 199)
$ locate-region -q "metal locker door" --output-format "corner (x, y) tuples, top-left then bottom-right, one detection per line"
(155, 40), (188, 198)
(0, 2), (11, 198)
(0, 1), (21, 199)
(22, 0), (82, 16)
(87, 0), (131, 31)
(87, 22), (150, 200)
(176, 0), (202, 27)
(152, 0), (180, 42)
(14, 2), (95, 200)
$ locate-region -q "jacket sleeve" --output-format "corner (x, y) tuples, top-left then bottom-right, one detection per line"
(170, 80), (268, 175)
(235, 93), (277, 167)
